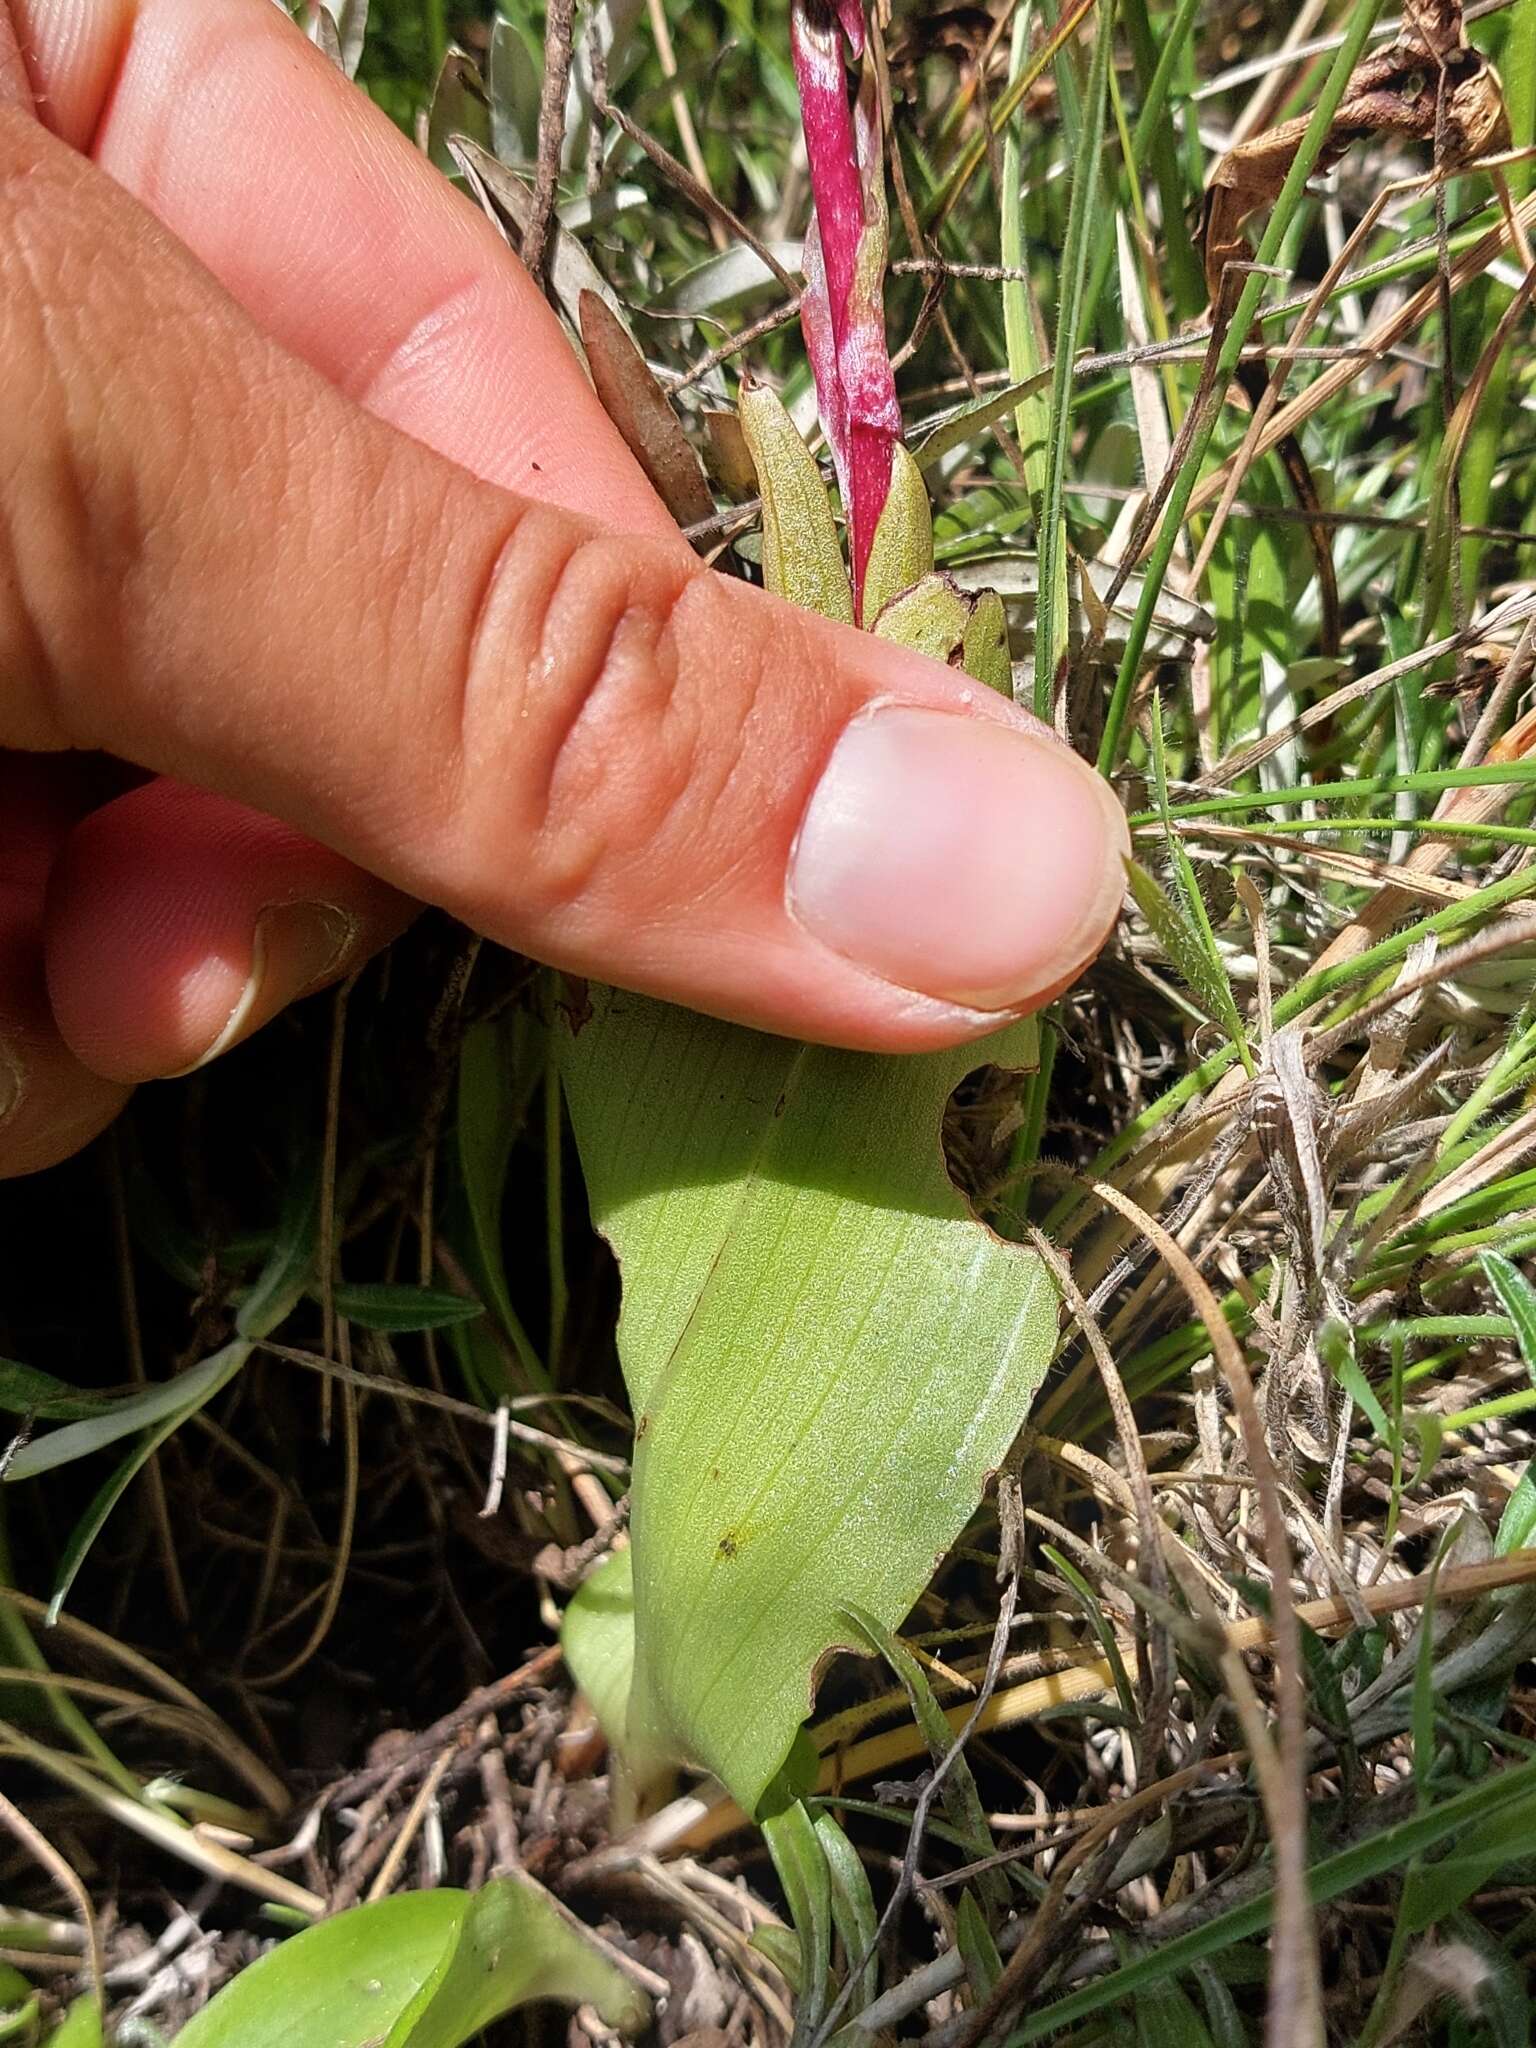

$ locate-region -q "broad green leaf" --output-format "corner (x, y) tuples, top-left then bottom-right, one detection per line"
(172, 1877), (648, 2048)
(558, 989), (1056, 1811)
(862, 443), (935, 626)
(1134, 1977), (1215, 2048)
(738, 383), (853, 624)
(871, 572), (978, 665)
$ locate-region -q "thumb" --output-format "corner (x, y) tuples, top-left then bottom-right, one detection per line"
(3, 111), (1126, 1055)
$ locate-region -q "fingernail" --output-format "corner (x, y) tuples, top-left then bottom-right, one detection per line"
(788, 705), (1128, 1011)
(180, 901), (356, 1074)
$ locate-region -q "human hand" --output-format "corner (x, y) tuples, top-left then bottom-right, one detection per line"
(0, 0), (1128, 1178)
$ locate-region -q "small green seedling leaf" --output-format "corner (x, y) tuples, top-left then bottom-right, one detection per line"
(961, 589), (1013, 695)
(870, 571), (974, 664)
(558, 990), (1054, 1811)
(738, 382), (853, 624)
(861, 442), (935, 626)
(0, 1963), (40, 2046)
(172, 1877), (647, 2048)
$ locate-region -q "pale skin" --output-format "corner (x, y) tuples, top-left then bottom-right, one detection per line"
(0, 0), (1129, 1179)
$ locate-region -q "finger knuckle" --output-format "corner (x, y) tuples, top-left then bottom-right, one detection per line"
(455, 506), (712, 922)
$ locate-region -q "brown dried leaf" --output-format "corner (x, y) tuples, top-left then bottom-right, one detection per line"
(701, 409), (758, 495)
(1201, 4), (1510, 298)
(576, 291), (716, 534)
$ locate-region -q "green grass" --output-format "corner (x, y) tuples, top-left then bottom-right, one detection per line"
(7, 0), (1536, 2043)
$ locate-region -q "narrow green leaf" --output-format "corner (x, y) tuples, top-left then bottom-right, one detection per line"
(42, 1343), (251, 1622)
(955, 1888), (1003, 2001)
(1480, 1252), (1536, 1375)
(325, 1283), (485, 1333)
(738, 383), (853, 624)
(0, 1362), (119, 1423)
(1125, 860), (1245, 1045)
(4, 1343), (249, 1485)
(839, 1603), (1006, 1912)
(1030, 2), (1113, 717)
(762, 1801), (833, 2034)
(1147, 699), (1251, 1071)
(1496, 1466), (1536, 1556)
(861, 443), (935, 626)
(172, 1877), (647, 2048)
(455, 1010), (547, 1391)
(558, 991), (1054, 1812)
(1098, 0), (1393, 770)
(813, 1810), (880, 2012)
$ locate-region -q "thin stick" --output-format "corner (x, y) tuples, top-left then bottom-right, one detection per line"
(524, 0), (578, 280)
(0, 1788), (103, 2012)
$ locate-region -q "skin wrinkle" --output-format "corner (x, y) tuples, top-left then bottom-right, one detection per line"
(535, 538), (699, 895)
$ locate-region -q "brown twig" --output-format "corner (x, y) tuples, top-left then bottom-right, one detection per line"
(524, 0), (578, 281)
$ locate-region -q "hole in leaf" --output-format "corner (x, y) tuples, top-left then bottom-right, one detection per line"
(942, 1062), (1027, 1215)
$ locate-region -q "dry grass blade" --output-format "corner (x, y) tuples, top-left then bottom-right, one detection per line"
(1080, 1178), (1322, 2047)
